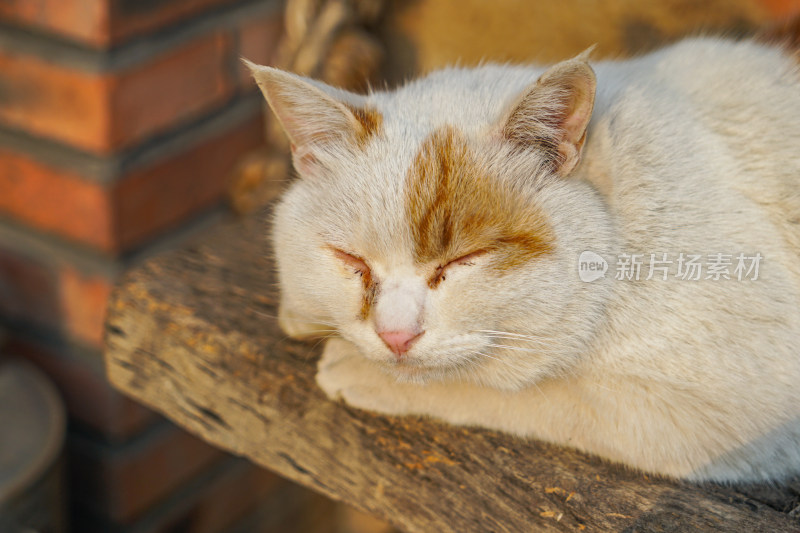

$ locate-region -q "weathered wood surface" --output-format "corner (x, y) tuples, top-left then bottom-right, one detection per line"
(104, 208), (800, 533)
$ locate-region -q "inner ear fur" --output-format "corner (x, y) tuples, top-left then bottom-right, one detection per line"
(502, 55), (597, 176)
(244, 61), (382, 175)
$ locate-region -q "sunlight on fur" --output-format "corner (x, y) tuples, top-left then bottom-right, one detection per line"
(245, 33), (800, 483)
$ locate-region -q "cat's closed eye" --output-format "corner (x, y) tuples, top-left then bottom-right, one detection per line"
(431, 250), (487, 287)
(330, 246), (485, 286)
(331, 248), (370, 277)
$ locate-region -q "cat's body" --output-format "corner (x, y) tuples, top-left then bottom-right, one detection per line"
(248, 36), (800, 482)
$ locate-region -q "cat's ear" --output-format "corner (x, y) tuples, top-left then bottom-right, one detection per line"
(244, 61), (380, 177)
(500, 52), (596, 176)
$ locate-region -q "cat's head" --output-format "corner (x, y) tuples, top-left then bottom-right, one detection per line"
(248, 55), (613, 389)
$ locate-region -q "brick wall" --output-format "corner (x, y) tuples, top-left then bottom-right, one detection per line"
(0, 1), (345, 531)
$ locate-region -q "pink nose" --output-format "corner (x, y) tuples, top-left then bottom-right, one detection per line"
(378, 329), (424, 356)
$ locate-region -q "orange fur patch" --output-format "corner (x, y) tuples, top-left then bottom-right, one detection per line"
(330, 247), (379, 320)
(344, 104), (383, 146)
(359, 267), (378, 319)
(406, 126), (555, 285)
(757, 14), (800, 61)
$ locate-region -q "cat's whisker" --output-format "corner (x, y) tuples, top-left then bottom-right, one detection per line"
(487, 342), (551, 352)
(466, 349), (503, 362)
(588, 381), (618, 394)
(485, 344), (561, 357)
(466, 350), (549, 402)
(486, 336), (550, 346)
(248, 309), (339, 328)
(477, 329), (549, 340)
(296, 333), (342, 364)
(476, 330), (552, 346)
(466, 350), (531, 375)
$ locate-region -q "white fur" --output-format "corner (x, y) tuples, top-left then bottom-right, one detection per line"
(254, 37), (800, 482)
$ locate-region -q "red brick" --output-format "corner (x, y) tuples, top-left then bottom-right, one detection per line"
(0, 113), (263, 253)
(0, 148), (115, 250)
(0, 0), (241, 48)
(59, 265), (112, 346)
(0, 33), (234, 153)
(0, 0), (109, 47)
(7, 336), (158, 439)
(114, 113), (264, 250)
(235, 13), (284, 87)
(0, 49), (111, 152)
(0, 245), (113, 348)
(108, 0), (242, 46)
(0, 248), (60, 326)
(107, 32), (234, 151)
(70, 424), (225, 522)
(146, 462), (285, 533)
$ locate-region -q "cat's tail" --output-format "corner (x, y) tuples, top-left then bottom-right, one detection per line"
(756, 13), (800, 59)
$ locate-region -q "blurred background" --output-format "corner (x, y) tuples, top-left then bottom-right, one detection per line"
(0, 0), (797, 532)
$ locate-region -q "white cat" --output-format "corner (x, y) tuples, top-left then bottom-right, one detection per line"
(246, 35), (800, 482)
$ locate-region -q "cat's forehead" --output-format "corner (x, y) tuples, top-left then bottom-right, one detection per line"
(317, 123), (554, 276)
(403, 126), (554, 271)
(313, 65), (556, 270)
(370, 64), (543, 134)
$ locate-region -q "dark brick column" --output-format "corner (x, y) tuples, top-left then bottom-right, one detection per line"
(0, 2), (342, 532)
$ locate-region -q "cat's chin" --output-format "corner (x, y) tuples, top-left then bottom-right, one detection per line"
(390, 365), (436, 385)
(382, 359), (457, 385)
(368, 357), (432, 383)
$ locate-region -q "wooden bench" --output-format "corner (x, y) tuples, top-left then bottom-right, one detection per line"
(104, 205), (800, 532)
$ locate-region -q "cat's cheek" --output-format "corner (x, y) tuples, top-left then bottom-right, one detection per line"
(428, 274), (488, 326)
(277, 301), (331, 339)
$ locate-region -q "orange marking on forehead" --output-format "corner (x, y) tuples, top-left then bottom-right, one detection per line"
(344, 104), (383, 146)
(406, 126), (555, 275)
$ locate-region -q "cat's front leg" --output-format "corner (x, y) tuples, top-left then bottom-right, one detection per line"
(316, 338), (417, 416)
(316, 338), (514, 429)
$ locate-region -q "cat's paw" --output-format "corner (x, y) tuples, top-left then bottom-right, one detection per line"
(316, 338), (410, 415)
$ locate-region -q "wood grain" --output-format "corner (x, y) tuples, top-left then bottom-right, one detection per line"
(104, 209), (800, 533)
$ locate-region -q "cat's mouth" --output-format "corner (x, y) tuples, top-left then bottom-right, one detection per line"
(387, 358), (427, 373)
(389, 362), (438, 383)
(371, 350), (428, 375)
(381, 354), (458, 383)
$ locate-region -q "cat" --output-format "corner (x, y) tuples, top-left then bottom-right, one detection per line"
(245, 32), (800, 483)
